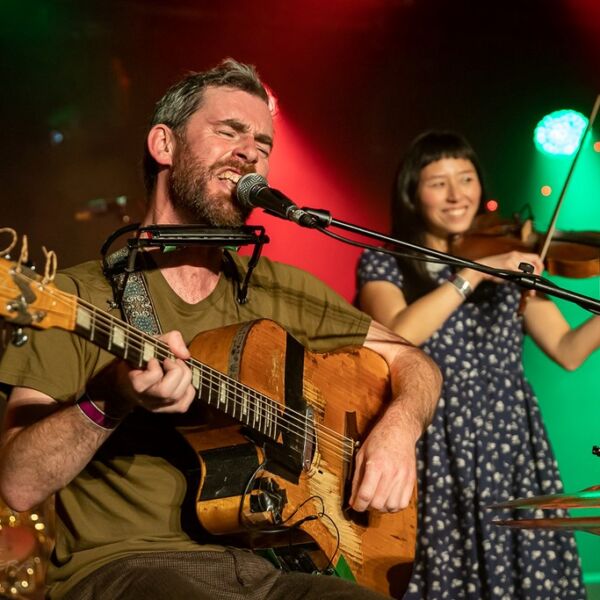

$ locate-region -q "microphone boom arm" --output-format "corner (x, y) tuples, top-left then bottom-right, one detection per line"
(300, 207), (600, 315)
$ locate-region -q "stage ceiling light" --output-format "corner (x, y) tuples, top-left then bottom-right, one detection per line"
(533, 109), (588, 156)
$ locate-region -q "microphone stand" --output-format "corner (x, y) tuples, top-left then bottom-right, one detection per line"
(296, 208), (600, 315)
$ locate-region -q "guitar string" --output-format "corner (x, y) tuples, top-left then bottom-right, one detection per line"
(0, 278), (359, 462)
(0, 271), (364, 463)
(79, 300), (355, 462)
(0, 274), (354, 459)
(81, 300), (353, 460)
(3, 267), (394, 565)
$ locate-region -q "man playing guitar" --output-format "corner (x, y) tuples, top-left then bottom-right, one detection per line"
(0, 59), (441, 600)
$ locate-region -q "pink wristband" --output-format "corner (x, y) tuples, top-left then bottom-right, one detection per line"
(76, 395), (123, 431)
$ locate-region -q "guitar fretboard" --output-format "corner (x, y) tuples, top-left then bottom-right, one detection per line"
(74, 302), (280, 441)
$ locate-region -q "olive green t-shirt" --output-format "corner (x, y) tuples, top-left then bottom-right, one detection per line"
(0, 251), (371, 599)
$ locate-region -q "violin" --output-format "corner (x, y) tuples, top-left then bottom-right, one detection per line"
(451, 95), (600, 282)
(449, 212), (600, 279)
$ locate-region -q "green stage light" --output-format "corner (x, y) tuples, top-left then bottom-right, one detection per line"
(533, 109), (588, 156)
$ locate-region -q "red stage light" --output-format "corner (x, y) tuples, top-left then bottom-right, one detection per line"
(540, 185), (552, 197)
(485, 199), (498, 212)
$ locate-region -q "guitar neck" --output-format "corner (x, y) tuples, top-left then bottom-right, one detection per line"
(74, 300), (281, 441)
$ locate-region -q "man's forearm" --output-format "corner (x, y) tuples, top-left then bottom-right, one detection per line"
(351, 323), (441, 512)
(0, 402), (112, 512)
(363, 320), (442, 437)
(384, 345), (441, 440)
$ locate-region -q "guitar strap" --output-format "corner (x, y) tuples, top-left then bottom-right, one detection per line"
(102, 247), (162, 336)
(101, 246), (248, 335)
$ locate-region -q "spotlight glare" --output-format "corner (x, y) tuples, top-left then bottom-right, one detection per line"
(485, 199), (498, 212)
(540, 185), (552, 197)
(50, 130), (64, 145)
(533, 109), (588, 156)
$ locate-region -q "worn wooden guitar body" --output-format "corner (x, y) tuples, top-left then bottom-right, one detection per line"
(180, 320), (416, 598)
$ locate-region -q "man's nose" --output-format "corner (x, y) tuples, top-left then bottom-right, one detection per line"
(233, 135), (259, 164)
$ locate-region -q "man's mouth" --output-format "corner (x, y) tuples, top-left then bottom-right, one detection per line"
(216, 170), (242, 184)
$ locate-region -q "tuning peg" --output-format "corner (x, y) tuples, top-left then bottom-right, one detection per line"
(11, 327), (29, 347)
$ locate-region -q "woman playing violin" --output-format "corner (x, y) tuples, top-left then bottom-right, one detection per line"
(357, 131), (600, 600)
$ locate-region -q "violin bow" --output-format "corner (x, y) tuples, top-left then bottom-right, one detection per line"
(538, 94), (600, 262)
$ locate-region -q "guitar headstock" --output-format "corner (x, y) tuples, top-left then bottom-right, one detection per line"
(0, 256), (77, 333)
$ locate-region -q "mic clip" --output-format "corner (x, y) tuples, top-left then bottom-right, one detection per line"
(264, 207), (319, 228)
(300, 207), (332, 227)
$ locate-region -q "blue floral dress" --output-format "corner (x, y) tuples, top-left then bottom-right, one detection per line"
(357, 249), (585, 600)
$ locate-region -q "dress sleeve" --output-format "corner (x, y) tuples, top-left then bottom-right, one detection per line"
(357, 248), (405, 289)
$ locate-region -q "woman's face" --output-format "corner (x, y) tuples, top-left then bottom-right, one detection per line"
(416, 157), (481, 242)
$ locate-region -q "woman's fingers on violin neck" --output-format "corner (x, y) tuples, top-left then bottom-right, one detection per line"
(479, 252), (544, 276)
(514, 252), (544, 274)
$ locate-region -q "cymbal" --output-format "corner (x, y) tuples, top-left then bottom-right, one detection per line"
(488, 485), (600, 510)
(494, 516), (600, 536)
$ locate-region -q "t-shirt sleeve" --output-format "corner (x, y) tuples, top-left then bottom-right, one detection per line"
(290, 271), (372, 351)
(357, 248), (405, 289)
(242, 256), (372, 353)
(0, 271), (102, 403)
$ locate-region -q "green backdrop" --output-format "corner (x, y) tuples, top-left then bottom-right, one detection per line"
(523, 275), (600, 584)
(516, 132), (600, 585)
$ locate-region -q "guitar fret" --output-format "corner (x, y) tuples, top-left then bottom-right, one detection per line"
(112, 325), (125, 350)
(76, 307), (92, 331)
(264, 401), (271, 436)
(271, 402), (278, 439)
(71, 298), (288, 445)
(247, 394), (254, 426)
(241, 390), (249, 422)
(204, 373), (215, 406)
(202, 377), (209, 405)
(192, 366), (201, 391)
(227, 381), (236, 420)
(254, 392), (261, 430)
(142, 341), (154, 364)
(126, 339), (141, 366)
(218, 380), (227, 411)
(89, 310), (96, 342)
(137, 344), (144, 367)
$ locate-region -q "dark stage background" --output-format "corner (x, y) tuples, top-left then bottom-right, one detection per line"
(1, 0), (599, 588)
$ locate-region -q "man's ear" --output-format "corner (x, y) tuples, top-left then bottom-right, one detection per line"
(147, 124), (177, 167)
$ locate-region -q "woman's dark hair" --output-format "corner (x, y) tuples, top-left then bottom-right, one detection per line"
(390, 130), (487, 302)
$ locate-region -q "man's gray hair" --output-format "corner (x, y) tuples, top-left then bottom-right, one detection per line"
(143, 58), (269, 194)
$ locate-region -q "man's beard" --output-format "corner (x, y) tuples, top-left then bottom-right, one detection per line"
(168, 141), (252, 227)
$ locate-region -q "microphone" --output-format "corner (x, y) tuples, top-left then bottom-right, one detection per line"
(236, 174), (317, 228)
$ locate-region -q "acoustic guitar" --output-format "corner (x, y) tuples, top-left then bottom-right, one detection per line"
(0, 256), (416, 598)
